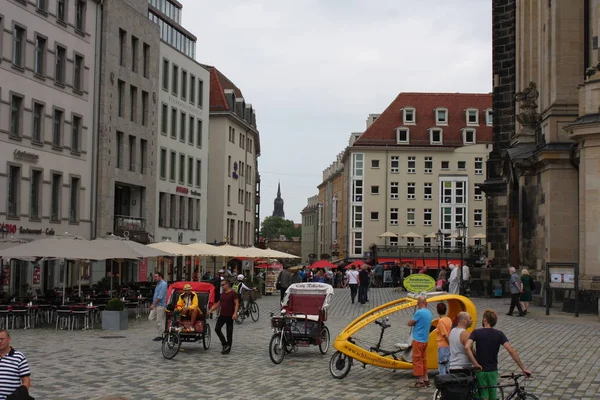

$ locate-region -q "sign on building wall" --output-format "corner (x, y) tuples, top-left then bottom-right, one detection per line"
(545, 262), (579, 317)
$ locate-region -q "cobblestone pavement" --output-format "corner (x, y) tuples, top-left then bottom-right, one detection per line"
(12, 288), (600, 399)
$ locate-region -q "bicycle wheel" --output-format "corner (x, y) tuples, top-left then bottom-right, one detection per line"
(249, 301), (259, 322)
(235, 309), (244, 325)
(269, 333), (286, 364)
(319, 326), (330, 354)
(329, 351), (352, 379)
(161, 331), (181, 359)
(518, 393), (539, 400)
(432, 389), (442, 400)
(202, 323), (211, 350)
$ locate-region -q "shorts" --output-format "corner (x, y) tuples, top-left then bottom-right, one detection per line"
(475, 370), (499, 400)
(412, 340), (428, 377)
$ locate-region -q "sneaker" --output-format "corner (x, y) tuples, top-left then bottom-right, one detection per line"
(506, 313), (513, 316)
(221, 345), (231, 354)
(188, 326), (195, 332)
(153, 336), (163, 341)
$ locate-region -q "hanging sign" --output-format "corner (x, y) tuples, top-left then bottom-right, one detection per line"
(403, 274), (435, 293)
(33, 266), (41, 285)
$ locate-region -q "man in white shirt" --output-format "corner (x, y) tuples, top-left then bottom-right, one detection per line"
(462, 264), (471, 295)
(345, 265), (360, 304)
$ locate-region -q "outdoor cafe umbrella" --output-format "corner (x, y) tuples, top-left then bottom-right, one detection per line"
(401, 232), (422, 239)
(307, 259), (336, 269)
(378, 231), (399, 246)
(470, 233), (486, 239)
(260, 248), (300, 259)
(0, 235), (104, 260)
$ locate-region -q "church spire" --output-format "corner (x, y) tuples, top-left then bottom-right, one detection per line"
(273, 182), (285, 218)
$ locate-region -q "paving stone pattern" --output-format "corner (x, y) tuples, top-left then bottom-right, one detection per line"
(13, 288), (600, 399)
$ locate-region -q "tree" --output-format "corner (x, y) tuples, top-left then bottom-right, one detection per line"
(261, 216), (301, 240)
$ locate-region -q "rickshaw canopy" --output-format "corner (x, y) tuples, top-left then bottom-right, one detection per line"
(282, 282), (334, 309)
(166, 281), (215, 308)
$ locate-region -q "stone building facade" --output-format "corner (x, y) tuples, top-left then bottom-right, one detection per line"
(300, 195), (319, 263)
(318, 152), (345, 260)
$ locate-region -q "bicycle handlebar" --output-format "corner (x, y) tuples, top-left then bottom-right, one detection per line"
(374, 320), (391, 329)
(500, 372), (532, 379)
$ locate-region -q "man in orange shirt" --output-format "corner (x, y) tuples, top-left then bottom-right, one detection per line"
(435, 303), (453, 375)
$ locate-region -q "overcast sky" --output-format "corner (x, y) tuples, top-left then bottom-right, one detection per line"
(182, 0), (492, 224)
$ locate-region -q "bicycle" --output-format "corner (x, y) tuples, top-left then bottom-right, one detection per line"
(235, 290), (259, 324)
(433, 370), (538, 400)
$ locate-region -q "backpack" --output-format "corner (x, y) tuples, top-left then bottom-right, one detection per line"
(530, 279), (536, 291)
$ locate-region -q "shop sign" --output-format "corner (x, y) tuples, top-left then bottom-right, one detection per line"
(190, 190), (201, 197)
(0, 223), (55, 236)
(0, 223), (18, 234)
(176, 186), (189, 194)
(33, 266), (41, 285)
(2, 266), (10, 286)
(13, 149), (39, 163)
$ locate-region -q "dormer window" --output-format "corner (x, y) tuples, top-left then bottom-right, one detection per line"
(463, 129), (476, 144)
(485, 108), (493, 126)
(435, 108), (448, 125)
(429, 128), (443, 144)
(396, 128), (409, 144)
(403, 108), (416, 124)
(466, 108), (479, 125)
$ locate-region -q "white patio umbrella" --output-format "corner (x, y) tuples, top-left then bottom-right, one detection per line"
(378, 231), (399, 238)
(401, 232), (423, 238)
(425, 232), (439, 239)
(147, 240), (198, 256)
(470, 233), (487, 239)
(260, 248), (301, 259)
(0, 235), (104, 260)
(186, 242), (230, 257)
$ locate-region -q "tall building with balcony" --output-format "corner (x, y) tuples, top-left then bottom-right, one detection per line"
(345, 93), (492, 263)
(301, 195), (320, 263)
(205, 67), (260, 246)
(151, 0), (209, 244)
(318, 152), (346, 260)
(95, 0), (160, 244)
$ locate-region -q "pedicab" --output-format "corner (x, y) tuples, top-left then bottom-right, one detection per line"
(269, 282), (334, 364)
(329, 288), (477, 379)
(161, 281), (215, 359)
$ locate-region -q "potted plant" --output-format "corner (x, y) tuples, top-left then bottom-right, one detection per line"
(101, 298), (128, 330)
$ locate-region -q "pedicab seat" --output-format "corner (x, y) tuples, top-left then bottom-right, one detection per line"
(166, 290), (210, 333)
(394, 342), (410, 350)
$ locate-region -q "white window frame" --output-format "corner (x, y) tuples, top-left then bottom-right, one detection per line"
(424, 183), (433, 200)
(475, 157), (483, 175)
(474, 185), (483, 201)
(407, 208), (415, 226)
(424, 208), (432, 226)
(370, 211), (379, 221)
(429, 128), (443, 145)
(390, 208), (399, 225)
(463, 129), (476, 145)
(407, 156), (416, 173)
(390, 182), (399, 200)
(403, 107), (416, 124)
(352, 205), (363, 229)
(424, 156), (433, 174)
(474, 209), (483, 227)
(466, 108), (479, 126)
(485, 108), (493, 126)
(389, 237), (399, 246)
(435, 108), (448, 125)
(407, 182), (415, 200)
(396, 127), (410, 144)
(390, 156), (399, 174)
(474, 239), (482, 246)
(424, 237), (432, 247)
(370, 185), (379, 195)
(406, 237), (415, 247)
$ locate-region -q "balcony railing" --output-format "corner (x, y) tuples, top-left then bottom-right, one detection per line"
(376, 245), (486, 262)
(114, 215), (146, 232)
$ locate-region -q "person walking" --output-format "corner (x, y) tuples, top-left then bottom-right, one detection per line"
(465, 309), (531, 400)
(207, 278), (239, 354)
(407, 296), (433, 388)
(448, 264), (459, 294)
(520, 268), (534, 314)
(434, 303), (452, 375)
(448, 312), (474, 374)
(506, 267), (525, 316)
(277, 267), (293, 303)
(149, 272), (168, 341)
(0, 330), (31, 400)
(462, 264), (471, 295)
(345, 265), (359, 304)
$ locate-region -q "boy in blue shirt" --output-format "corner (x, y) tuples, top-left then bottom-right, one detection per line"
(408, 296), (433, 387)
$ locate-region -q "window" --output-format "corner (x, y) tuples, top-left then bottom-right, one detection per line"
(181, 70), (187, 100)
(352, 232), (363, 256)
(408, 156), (416, 173)
(407, 208), (415, 226)
(179, 196), (185, 228)
(170, 108), (177, 138)
(430, 128), (443, 144)
(474, 239), (482, 246)
(485, 109), (493, 126)
(474, 185), (483, 201)
(188, 116), (194, 145)
(172, 65), (178, 95)
(197, 120), (203, 147)
(239, 132), (244, 148)
(51, 173), (61, 221)
(71, 54), (83, 92)
(424, 208), (432, 226)
(466, 109), (478, 125)
(390, 208), (398, 225)
(71, 115), (81, 153)
(248, 139), (253, 153)
(424, 157), (433, 174)
(7, 166), (21, 217)
(10, 94), (23, 138)
(57, 0), (66, 23)
(179, 154), (185, 183)
(69, 177), (80, 222)
(396, 128), (409, 144)
(160, 148), (167, 179)
(370, 185), (379, 195)
(117, 80), (125, 117)
(370, 212), (379, 221)
(228, 156), (232, 177)
(228, 127), (235, 143)
(30, 170), (42, 219)
(403, 108), (415, 124)
(352, 205), (363, 228)
(424, 183), (433, 200)
(390, 182), (399, 199)
(436, 108), (448, 125)
(388, 237), (398, 246)
(116, 131), (123, 168)
(227, 185), (231, 206)
(169, 151), (176, 181)
(140, 139), (147, 174)
(141, 91), (148, 126)
(196, 160), (202, 187)
(195, 199), (200, 229)
(190, 75), (196, 104)
(180, 112), (186, 141)
(475, 157), (483, 175)
(119, 29), (126, 66)
(34, 36), (46, 75)
(162, 59), (169, 90)
(407, 183), (415, 200)
(12, 25), (25, 67)
(161, 104), (168, 134)
(130, 85), (137, 122)
(406, 237), (415, 247)
(128, 135), (136, 171)
(424, 237), (431, 248)
(458, 161), (466, 170)
(143, 43), (150, 78)
(474, 209), (483, 227)
(463, 129), (475, 144)
(390, 156), (399, 174)
(198, 79), (204, 107)
(75, 0), (86, 31)
(352, 179), (363, 202)
(131, 36), (138, 72)
(32, 102), (44, 143)
(169, 194), (176, 227)
(37, 0), (47, 12)
(53, 109), (64, 147)
(188, 198), (194, 229)
(441, 161), (449, 170)
(187, 157), (193, 186)
(158, 192), (166, 227)
(352, 154), (364, 177)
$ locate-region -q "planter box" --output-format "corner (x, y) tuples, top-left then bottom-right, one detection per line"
(102, 310), (128, 330)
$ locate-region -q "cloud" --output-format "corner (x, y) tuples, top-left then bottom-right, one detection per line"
(181, 0), (492, 223)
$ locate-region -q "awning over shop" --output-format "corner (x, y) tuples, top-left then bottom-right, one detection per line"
(376, 258), (461, 269)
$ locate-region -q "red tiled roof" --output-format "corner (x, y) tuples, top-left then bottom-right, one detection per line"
(353, 92), (492, 147)
(205, 66), (245, 112)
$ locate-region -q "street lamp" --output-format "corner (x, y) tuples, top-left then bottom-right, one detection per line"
(456, 222), (467, 295)
(435, 229), (444, 271)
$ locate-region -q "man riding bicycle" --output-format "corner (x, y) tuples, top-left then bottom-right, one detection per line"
(232, 274), (256, 314)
